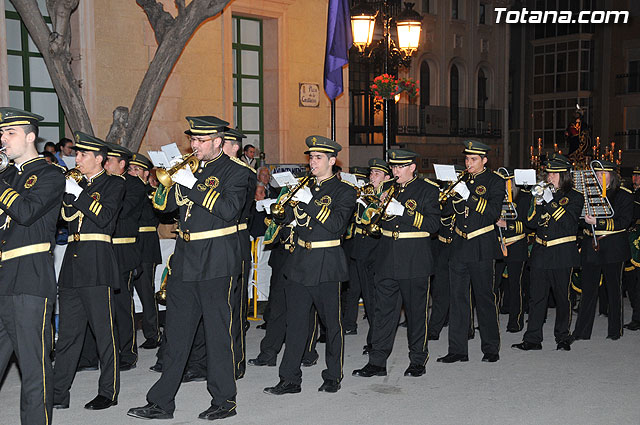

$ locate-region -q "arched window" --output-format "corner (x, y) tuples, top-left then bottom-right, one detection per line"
(477, 69), (487, 122)
(450, 65), (459, 131)
(420, 61), (430, 107)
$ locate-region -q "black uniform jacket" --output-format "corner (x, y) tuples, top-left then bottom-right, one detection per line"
(234, 156), (257, 262)
(375, 177), (440, 280)
(527, 187), (583, 269)
(450, 169), (505, 263)
(278, 174), (356, 286)
(580, 186), (633, 265)
(0, 157), (64, 298)
(154, 151), (247, 282)
(59, 170), (124, 288)
(112, 173), (145, 273)
(345, 197), (380, 261)
(498, 189), (532, 262)
(137, 183), (162, 264)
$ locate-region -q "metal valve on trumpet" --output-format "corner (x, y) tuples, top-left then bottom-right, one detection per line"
(156, 151), (199, 187)
(0, 148), (9, 173)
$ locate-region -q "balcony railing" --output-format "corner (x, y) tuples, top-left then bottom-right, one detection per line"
(397, 104), (503, 138)
(615, 73), (640, 95)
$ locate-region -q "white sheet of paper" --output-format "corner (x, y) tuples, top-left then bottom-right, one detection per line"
(161, 143), (183, 163)
(271, 171), (298, 188)
(514, 169), (537, 185)
(433, 164), (458, 182)
(340, 172), (359, 187)
(356, 178), (366, 188)
(147, 150), (170, 168)
(256, 198), (277, 212)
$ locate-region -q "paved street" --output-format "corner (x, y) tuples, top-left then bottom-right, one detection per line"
(1, 303), (639, 425)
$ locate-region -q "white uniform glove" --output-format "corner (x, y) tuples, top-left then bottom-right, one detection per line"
(453, 181), (470, 200)
(65, 178), (83, 199)
(171, 167), (197, 189)
(542, 187), (554, 203)
(386, 199), (405, 216)
(292, 186), (312, 204)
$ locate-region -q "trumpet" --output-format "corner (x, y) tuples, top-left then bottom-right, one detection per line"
(356, 183), (379, 204)
(439, 170), (468, 203)
(365, 177), (399, 237)
(0, 147), (9, 172)
(156, 151), (199, 187)
(65, 168), (84, 183)
(531, 181), (555, 202)
(155, 273), (168, 304)
(270, 170), (315, 220)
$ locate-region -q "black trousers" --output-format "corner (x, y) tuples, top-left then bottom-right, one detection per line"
(523, 267), (572, 344)
(574, 262), (624, 339)
(54, 286), (119, 405)
(256, 270), (318, 363)
(342, 258), (362, 332)
(623, 266), (640, 322)
(146, 276), (236, 413)
(133, 262), (160, 342)
(231, 257), (251, 377)
(279, 280), (342, 385)
(355, 257), (376, 346)
(494, 260), (525, 330)
(0, 294), (53, 425)
(429, 246), (451, 338)
(448, 260), (500, 356)
(114, 270), (137, 365)
(369, 276), (430, 367)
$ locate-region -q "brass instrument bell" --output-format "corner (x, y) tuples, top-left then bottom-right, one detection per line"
(156, 151), (199, 187)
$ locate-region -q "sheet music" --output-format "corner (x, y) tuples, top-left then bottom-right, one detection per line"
(514, 169), (537, 186)
(340, 172), (359, 187)
(271, 171), (298, 188)
(160, 143), (183, 163)
(433, 164), (458, 182)
(147, 150), (170, 168)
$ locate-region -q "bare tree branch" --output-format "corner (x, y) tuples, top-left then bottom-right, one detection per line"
(136, 0), (175, 44)
(46, 0), (79, 53)
(105, 107), (130, 146)
(175, 0), (186, 15)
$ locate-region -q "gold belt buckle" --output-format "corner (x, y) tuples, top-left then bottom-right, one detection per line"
(289, 244), (295, 254)
(183, 231), (190, 242)
(73, 233), (80, 242)
(305, 241), (312, 250)
(392, 231), (399, 240)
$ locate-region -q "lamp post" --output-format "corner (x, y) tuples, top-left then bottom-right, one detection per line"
(351, 1), (422, 160)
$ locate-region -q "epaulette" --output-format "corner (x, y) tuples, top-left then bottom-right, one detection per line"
(494, 171), (506, 179)
(230, 156), (256, 173)
(51, 163), (67, 173)
(342, 180), (359, 190)
(423, 178), (439, 188)
(620, 186), (632, 194)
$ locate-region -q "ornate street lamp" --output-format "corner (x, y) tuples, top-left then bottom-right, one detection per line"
(350, 1), (423, 160)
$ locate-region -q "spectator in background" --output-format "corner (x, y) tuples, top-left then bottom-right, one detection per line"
(43, 141), (56, 154)
(242, 144), (257, 169)
(42, 150), (58, 165)
(55, 138), (73, 168)
(257, 166), (279, 198)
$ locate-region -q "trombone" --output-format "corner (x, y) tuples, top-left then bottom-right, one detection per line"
(270, 170), (315, 220)
(156, 151), (199, 187)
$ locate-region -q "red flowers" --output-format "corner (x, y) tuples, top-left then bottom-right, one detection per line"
(370, 74), (419, 100)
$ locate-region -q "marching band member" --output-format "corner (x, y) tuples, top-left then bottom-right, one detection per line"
(513, 157), (583, 352)
(438, 141), (504, 363)
(573, 160), (633, 341)
(353, 149), (440, 378)
(128, 115), (247, 420)
(264, 136), (356, 395)
(0, 108), (64, 424)
(53, 132), (124, 410)
(623, 166), (640, 330)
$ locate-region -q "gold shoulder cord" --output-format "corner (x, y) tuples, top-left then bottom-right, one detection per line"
(294, 205), (310, 227)
(175, 185), (194, 220)
(61, 206), (84, 232)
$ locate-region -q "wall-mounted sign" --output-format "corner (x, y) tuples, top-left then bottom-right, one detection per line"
(299, 83), (320, 107)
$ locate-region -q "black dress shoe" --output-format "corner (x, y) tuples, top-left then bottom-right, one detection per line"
(84, 395), (117, 410)
(53, 402), (69, 409)
(301, 357), (318, 367)
(127, 403), (173, 420)
(120, 362), (137, 371)
(256, 322), (267, 330)
(436, 353), (469, 363)
(362, 344), (371, 355)
(263, 380), (301, 395)
(606, 335), (621, 341)
(149, 363), (162, 373)
(248, 357), (276, 367)
(352, 363), (387, 377)
(624, 320), (640, 331)
(556, 341), (571, 351)
(482, 353), (500, 362)
(404, 363), (426, 377)
(318, 379), (341, 392)
(198, 404), (237, 420)
(140, 338), (160, 349)
(506, 326), (522, 333)
(182, 369), (206, 382)
(511, 341), (542, 351)
(77, 365), (99, 372)
(344, 328), (358, 335)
